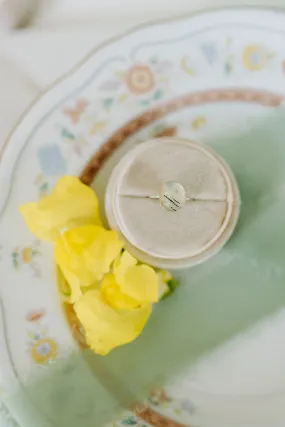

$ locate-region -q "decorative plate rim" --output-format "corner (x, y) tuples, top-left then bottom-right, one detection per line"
(1, 5), (285, 162)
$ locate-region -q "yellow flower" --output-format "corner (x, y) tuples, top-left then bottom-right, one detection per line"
(73, 251), (159, 354)
(31, 338), (58, 364)
(113, 250), (137, 283)
(101, 251), (159, 310)
(22, 247), (33, 263)
(243, 45), (267, 71)
(157, 269), (172, 283)
(55, 225), (124, 302)
(20, 176), (101, 241)
(19, 174), (178, 356)
(57, 266), (73, 302)
(121, 264), (159, 303)
(101, 274), (139, 310)
(74, 290), (151, 355)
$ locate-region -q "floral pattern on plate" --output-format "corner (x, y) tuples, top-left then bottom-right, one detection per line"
(26, 310), (58, 365)
(11, 240), (41, 277)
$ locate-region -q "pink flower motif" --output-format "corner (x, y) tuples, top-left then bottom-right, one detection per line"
(126, 65), (155, 95)
(26, 310), (45, 322)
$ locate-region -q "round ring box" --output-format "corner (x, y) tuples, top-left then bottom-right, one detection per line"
(105, 138), (240, 269)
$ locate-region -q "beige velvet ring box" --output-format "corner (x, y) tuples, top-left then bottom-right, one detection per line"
(105, 138), (240, 269)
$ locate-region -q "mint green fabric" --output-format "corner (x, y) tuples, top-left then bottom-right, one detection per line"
(4, 112), (285, 427)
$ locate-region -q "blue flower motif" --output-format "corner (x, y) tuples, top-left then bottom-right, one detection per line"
(37, 145), (67, 176)
(37, 342), (51, 356)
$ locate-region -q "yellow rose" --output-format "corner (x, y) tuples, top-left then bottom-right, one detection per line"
(101, 274), (139, 310)
(102, 251), (159, 310)
(19, 175), (177, 356)
(74, 290), (152, 355)
(55, 225), (124, 301)
(20, 176), (102, 241)
(74, 251), (159, 354)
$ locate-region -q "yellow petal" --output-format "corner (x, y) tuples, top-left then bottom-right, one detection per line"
(122, 265), (159, 303)
(101, 274), (140, 310)
(157, 270), (172, 299)
(57, 264), (83, 303)
(157, 270), (172, 283)
(74, 290), (151, 355)
(57, 266), (76, 303)
(114, 250), (137, 284)
(20, 176), (102, 241)
(55, 225), (123, 290)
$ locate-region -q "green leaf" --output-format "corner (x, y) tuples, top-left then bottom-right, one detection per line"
(139, 99), (149, 107)
(168, 278), (180, 291)
(41, 183), (49, 192)
(153, 88), (164, 100)
(121, 416), (137, 425)
(61, 127), (75, 140)
(103, 98), (114, 110)
(225, 60), (232, 75)
(150, 56), (158, 64)
(12, 257), (19, 269)
(162, 279), (180, 300)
